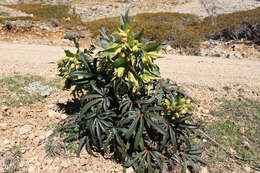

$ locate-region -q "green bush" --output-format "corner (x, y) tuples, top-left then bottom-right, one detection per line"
(57, 10), (205, 172)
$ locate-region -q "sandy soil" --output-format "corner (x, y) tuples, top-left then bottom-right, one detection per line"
(1, 41), (260, 88)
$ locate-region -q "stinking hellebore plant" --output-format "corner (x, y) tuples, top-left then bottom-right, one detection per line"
(57, 9), (206, 173)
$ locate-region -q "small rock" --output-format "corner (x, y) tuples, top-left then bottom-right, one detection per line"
(19, 125), (34, 135)
(48, 110), (57, 117)
(29, 133), (35, 140)
(48, 104), (55, 108)
(46, 130), (53, 137)
(28, 166), (35, 173)
(202, 139), (208, 143)
(50, 18), (59, 27)
(33, 137), (40, 145)
(244, 166), (251, 172)
(76, 25), (87, 31)
(4, 20), (12, 30)
(61, 114), (67, 119)
(61, 159), (69, 168)
(200, 167), (209, 173)
(62, 39), (70, 44)
(40, 135), (46, 140)
(3, 139), (10, 145)
(40, 90), (51, 97)
(86, 171), (94, 173)
(165, 45), (173, 51)
(2, 106), (9, 112)
(126, 167), (135, 173)
(0, 123), (7, 129)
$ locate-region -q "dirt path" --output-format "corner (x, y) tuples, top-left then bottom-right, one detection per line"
(1, 41), (260, 87)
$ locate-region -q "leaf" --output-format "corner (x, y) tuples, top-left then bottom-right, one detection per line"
(90, 82), (103, 95)
(81, 98), (102, 114)
(125, 8), (130, 23)
(65, 50), (76, 57)
(182, 156), (187, 173)
(100, 27), (109, 41)
(178, 123), (198, 129)
(80, 52), (92, 71)
(100, 38), (110, 46)
(96, 122), (103, 147)
(77, 136), (87, 157)
(134, 117), (144, 149)
(124, 151), (145, 167)
(186, 156), (198, 173)
(120, 15), (126, 30)
(85, 136), (94, 155)
(70, 71), (95, 78)
(185, 154), (207, 165)
(83, 94), (102, 100)
(125, 117), (139, 139)
(136, 97), (155, 104)
(117, 67), (126, 78)
(145, 117), (167, 135)
(113, 57), (127, 68)
(169, 127), (177, 151)
(112, 128), (125, 147)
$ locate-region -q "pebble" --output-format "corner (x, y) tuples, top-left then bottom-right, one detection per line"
(3, 138), (10, 145)
(0, 123), (8, 130)
(2, 106), (9, 112)
(48, 104), (55, 108)
(200, 167), (209, 173)
(61, 159), (69, 168)
(29, 133), (35, 140)
(40, 90), (51, 97)
(39, 135), (46, 140)
(61, 114), (67, 119)
(48, 110), (57, 117)
(202, 139), (208, 143)
(28, 166), (35, 173)
(19, 125), (34, 135)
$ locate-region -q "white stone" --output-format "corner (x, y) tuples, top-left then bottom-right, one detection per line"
(29, 133), (35, 140)
(202, 139), (208, 143)
(61, 159), (69, 168)
(39, 135), (46, 140)
(3, 138), (10, 145)
(19, 125), (34, 135)
(2, 106), (8, 112)
(28, 166), (35, 173)
(48, 110), (57, 117)
(166, 45), (173, 51)
(61, 114), (67, 119)
(200, 167), (209, 173)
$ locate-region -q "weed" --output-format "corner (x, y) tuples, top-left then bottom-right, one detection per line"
(2, 146), (22, 173)
(206, 98), (260, 168)
(222, 86), (231, 91)
(44, 137), (65, 157)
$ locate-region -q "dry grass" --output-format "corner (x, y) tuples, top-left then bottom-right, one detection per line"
(1, 4), (85, 29)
